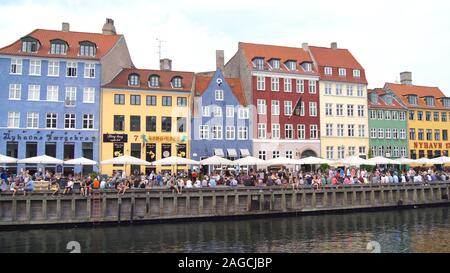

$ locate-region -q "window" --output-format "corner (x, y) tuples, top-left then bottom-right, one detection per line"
(346, 85), (353, 96)
(309, 102), (317, 116)
(44, 85), (58, 101)
(7, 112), (20, 128)
(212, 125), (223, 139)
(177, 97), (187, 107)
(310, 125), (318, 139)
(238, 107), (249, 119)
(226, 106), (234, 118)
(21, 38), (39, 53)
(162, 96), (172, 106)
(378, 128), (384, 139)
(215, 90), (224, 101)
(257, 76), (265, 91)
(392, 111), (399, 120)
(177, 117), (186, 133)
(357, 85), (364, 97)
(28, 84), (40, 101)
(287, 61), (296, 70)
(50, 40), (67, 55)
(425, 97), (435, 106)
(296, 79), (304, 93)
(79, 41), (96, 57)
(161, 117), (172, 132)
(286, 151), (293, 159)
(442, 112), (447, 122)
(272, 124), (280, 139)
(338, 68), (346, 76)
(303, 63), (312, 72)
(338, 146), (345, 159)
(64, 113), (76, 129)
(353, 69), (361, 78)
(408, 95), (418, 105)
(149, 75), (160, 87)
(378, 146), (384, 157)
(324, 67), (332, 75)
(9, 84), (21, 100)
(26, 112), (39, 128)
(326, 146), (334, 159)
(435, 129), (440, 141)
(377, 110), (384, 120)
(257, 99), (266, 115)
(271, 77), (279, 91)
(285, 124), (293, 139)
(348, 147), (356, 156)
(401, 147), (407, 158)
(443, 130), (448, 141)
(392, 128), (398, 139)
(199, 125), (209, 139)
(238, 127), (248, 140)
(10, 59), (22, 74)
(385, 111), (391, 120)
(114, 94), (125, 105)
(325, 103), (333, 116)
(259, 150), (266, 160)
(130, 95), (141, 105)
(336, 104), (344, 116)
(409, 129), (416, 140)
(370, 128), (377, 139)
(82, 87), (95, 103)
(309, 81), (316, 94)
(297, 124), (305, 139)
(226, 126), (235, 140)
(84, 63), (95, 78)
(66, 62), (77, 77)
(172, 77), (182, 88)
(284, 78), (292, 92)
(254, 58), (264, 70)
(128, 74), (140, 86)
(409, 111), (415, 120)
(400, 111), (406, 120)
(271, 100), (280, 115)
(29, 60), (41, 76)
(400, 129), (406, 139)
(426, 129), (432, 141)
(348, 124), (355, 137)
(258, 123), (266, 139)
(325, 83), (332, 95)
(417, 111), (423, 121)
(213, 106), (222, 117)
(336, 84), (342, 95)
(273, 151), (280, 159)
(113, 115), (125, 131)
(300, 101), (305, 116)
(48, 60), (59, 76)
(357, 105), (365, 117)
(130, 116), (141, 131)
(418, 129), (424, 140)
(337, 124), (344, 137)
(83, 114), (94, 129)
(146, 116), (157, 132)
(271, 59), (280, 69)
(385, 128), (391, 139)
(347, 105), (354, 117)
(434, 112), (439, 122)
(284, 101), (293, 116)
(358, 125), (365, 138)
(46, 113), (57, 128)
(202, 106), (210, 117)
(146, 95), (157, 106)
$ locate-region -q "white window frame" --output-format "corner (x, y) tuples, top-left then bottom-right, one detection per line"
(325, 103), (333, 116)
(271, 100), (280, 116)
(202, 106), (210, 117)
(284, 101), (292, 116)
(257, 99), (266, 115)
(358, 125), (365, 138)
(9, 84), (21, 100)
(357, 85), (364, 97)
(358, 105), (365, 117)
(285, 124), (294, 139)
(284, 78), (292, 92)
(271, 77), (280, 92)
(226, 105), (234, 118)
(272, 124), (280, 139)
(213, 106), (222, 117)
(310, 124), (318, 139)
(47, 60), (60, 77)
(296, 79), (304, 93)
(10, 58), (23, 75)
(46, 85), (59, 101)
(212, 125), (223, 140)
(326, 146), (334, 160)
(325, 83), (332, 95)
(297, 124), (305, 140)
(28, 84), (40, 101)
(225, 126), (235, 140)
(337, 124), (344, 137)
(258, 123), (266, 139)
(256, 76), (265, 91)
(326, 124), (333, 137)
(338, 68), (346, 77)
(348, 124), (355, 137)
(84, 63), (96, 79)
(65, 87), (77, 106)
(353, 69), (361, 78)
(83, 87), (95, 103)
(238, 126), (248, 140)
(378, 128), (384, 139)
(346, 85), (353, 96)
(215, 89), (224, 101)
(309, 102), (317, 117)
(370, 128), (377, 139)
(199, 125), (209, 139)
(308, 80), (316, 94)
(66, 61), (78, 77)
(7, 112), (20, 128)
(336, 84), (342, 95)
(82, 114), (94, 129)
(64, 113), (76, 129)
(46, 113), (57, 129)
(324, 67), (332, 75)
(336, 104), (344, 116)
(29, 59), (41, 76)
(238, 107), (249, 119)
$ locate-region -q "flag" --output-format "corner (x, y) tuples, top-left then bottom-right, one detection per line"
(290, 95), (303, 119)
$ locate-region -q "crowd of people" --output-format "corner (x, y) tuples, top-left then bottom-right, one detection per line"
(0, 166), (449, 196)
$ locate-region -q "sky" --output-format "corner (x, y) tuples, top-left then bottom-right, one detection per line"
(1, 0), (449, 95)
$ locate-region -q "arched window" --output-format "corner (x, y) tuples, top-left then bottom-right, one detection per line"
(20, 36), (40, 53)
(50, 39), (68, 55)
(128, 73), (140, 86)
(79, 41), (97, 57)
(172, 76), (182, 88)
(149, 74), (160, 87)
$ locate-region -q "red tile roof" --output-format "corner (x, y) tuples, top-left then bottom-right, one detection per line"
(368, 88), (407, 110)
(239, 42), (318, 76)
(309, 46), (368, 84)
(103, 68), (194, 92)
(385, 83), (449, 110)
(195, 75), (246, 105)
(0, 29), (122, 60)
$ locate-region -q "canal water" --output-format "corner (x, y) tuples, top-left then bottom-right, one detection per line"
(0, 206), (449, 253)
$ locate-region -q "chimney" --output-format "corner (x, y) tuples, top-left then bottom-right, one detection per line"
(102, 18), (116, 35)
(331, 42), (338, 49)
(62, 22), (70, 32)
(160, 58), (172, 71)
(400, 71), (412, 85)
(302, 43), (309, 51)
(216, 50), (224, 71)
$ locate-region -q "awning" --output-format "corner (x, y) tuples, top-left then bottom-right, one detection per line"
(227, 149), (237, 158)
(214, 149), (225, 157)
(240, 149), (251, 157)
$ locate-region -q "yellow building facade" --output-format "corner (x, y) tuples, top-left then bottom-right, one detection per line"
(100, 68), (194, 175)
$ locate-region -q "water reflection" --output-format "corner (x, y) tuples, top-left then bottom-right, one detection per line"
(0, 207), (449, 253)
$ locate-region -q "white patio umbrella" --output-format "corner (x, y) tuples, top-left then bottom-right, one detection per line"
(366, 156), (400, 165)
(152, 156), (200, 166)
(297, 156), (334, 165)
(100, 155), (152, 166)
(17, 155), (64, 165)
(414, 157), (435, 165)
(266, 157), (298, 166)
(395, 157), (417, 165)
(431, 156), (450, 165)
(64, 157), (97, 177)
(200, 156), (234, 166)
(233, 156), (267, 166)
(335, 156), (375, 166)
(0, 154), (18, 164)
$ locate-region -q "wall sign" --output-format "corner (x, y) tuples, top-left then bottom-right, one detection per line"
(146, 143), (157, 162)
(161, 143), (171, 158)
(413, 142), (450, 149)
(103, 134), (128, 143)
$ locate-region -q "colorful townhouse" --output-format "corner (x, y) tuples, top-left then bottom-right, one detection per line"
(308, 43), (369, 160)
(0, 19), (133, 174)
(368, 88), (408, 159)
(224, 42), (321, 160)
(385, 72), (450, 159)
(191, 67), (252, 168)
(100, 60), (194, 175)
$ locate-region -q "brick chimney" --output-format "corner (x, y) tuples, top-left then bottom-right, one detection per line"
(160, 58), (172, 71)
(216, 50), (224, 71)
(331, 42), (338, 49)
(62, 22), (70, 32)
(102, 18), (116, 35)
(400, 71), (412, 85)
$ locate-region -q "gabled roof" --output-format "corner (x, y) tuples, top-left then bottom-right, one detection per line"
(194, 75), (246, 105)
(385, 83), (449, 110)
(238, 42), (318, 76)
(0, 29), (122, 60)
(103, 68), (194, 92)
(368, 88), (407, 110)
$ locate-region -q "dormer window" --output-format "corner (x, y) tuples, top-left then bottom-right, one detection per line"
(302, 62), (312, 72)
(79, 41), (96, 57)
(253, 58), (264, 70)
(172, 76), (182, 88)
(338, 68), (346, 76)
(286, 61), (296, 71)
(324, 67), (332, 75)
(384, 95), (393, 105)
(50, 39), (68, 55)
(149, 75), (160, 87)
(370, 93), (378, 103)
(408, 95), (418, 105)
(425, 96), (435, 106)
(128, 73), (140, 86)
(353, 69), (361, 78)
(271, 59), (280, 69)
(442, 98), (450, 108)
(21, 36), (40, 53)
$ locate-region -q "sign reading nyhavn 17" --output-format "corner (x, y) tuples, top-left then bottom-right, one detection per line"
(103, 134), (128, 143)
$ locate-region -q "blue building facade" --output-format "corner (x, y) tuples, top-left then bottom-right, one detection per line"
(191, 69), (252, 165)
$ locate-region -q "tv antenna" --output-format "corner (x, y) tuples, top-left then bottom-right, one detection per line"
(156, 38), (167, 60)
